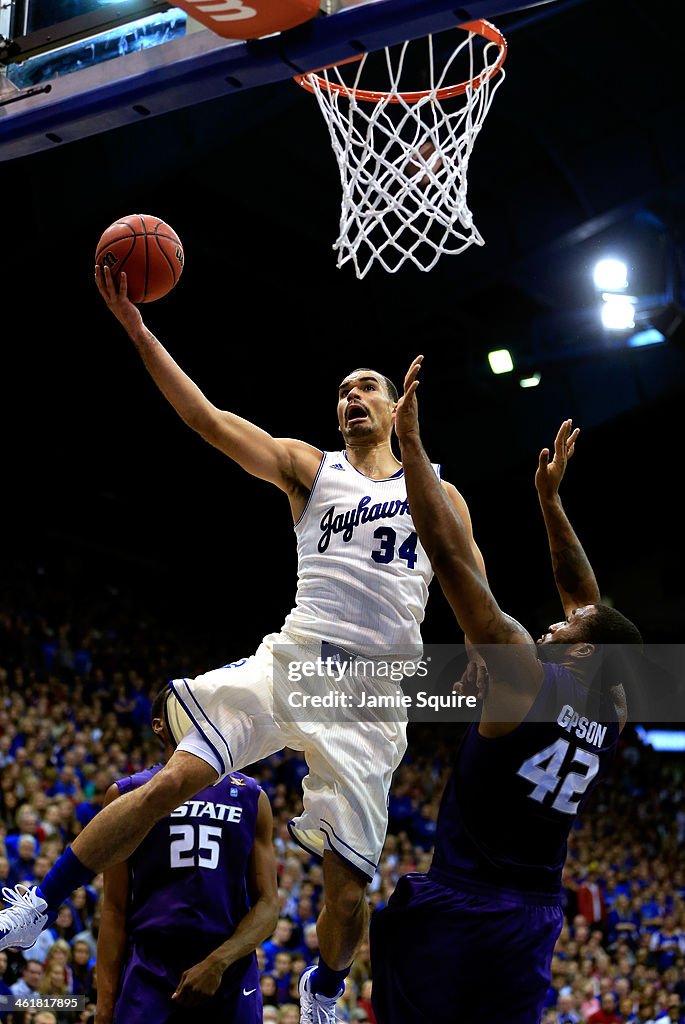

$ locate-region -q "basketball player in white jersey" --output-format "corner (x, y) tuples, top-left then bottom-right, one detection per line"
(0, 266), (484, 1024)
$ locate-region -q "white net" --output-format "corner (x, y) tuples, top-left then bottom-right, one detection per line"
(298, 23), (506, 278)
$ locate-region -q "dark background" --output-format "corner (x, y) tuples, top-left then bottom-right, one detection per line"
(2, 0), (684, 662)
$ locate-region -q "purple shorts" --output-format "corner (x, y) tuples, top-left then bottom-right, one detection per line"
(370, 872), (564, 1024)
(113, 941), (262, 1024)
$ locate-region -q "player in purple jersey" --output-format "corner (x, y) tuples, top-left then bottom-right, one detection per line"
(369, 356), (643, 1024)
(95, 686), (279, 1024)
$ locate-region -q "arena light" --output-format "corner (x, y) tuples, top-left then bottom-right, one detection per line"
(593, 258), (628, 291)
(627, 328), (666, 347)
(487, 349), (514, 374)
(519, 372), (541, 389)
(601, 294), (636, 331)
(636, 726), (685, 752)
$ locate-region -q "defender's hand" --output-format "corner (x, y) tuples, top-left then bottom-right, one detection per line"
(172, 956), (226, 1006)
(394, 355), (424, 442)
(535, 418), (579, 501)
(453, 658), (488, 701)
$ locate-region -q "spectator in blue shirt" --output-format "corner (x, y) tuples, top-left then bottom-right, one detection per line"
(607, 893), (641, 948)
(650, 916), (685, 971)
(557, 992), (581, 1023)
(8, 834), (37, 883)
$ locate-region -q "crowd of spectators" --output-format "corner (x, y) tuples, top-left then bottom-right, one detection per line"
(1, 562), (685, 1024)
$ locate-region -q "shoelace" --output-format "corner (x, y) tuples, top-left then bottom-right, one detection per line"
(301, 989), (339, 1024)
(301, 1004), (338, 1024)
(0, 886), (43, 928)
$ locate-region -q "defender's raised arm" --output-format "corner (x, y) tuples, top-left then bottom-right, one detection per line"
(535, 418), (601, 618)
(395, 356), (528, 650)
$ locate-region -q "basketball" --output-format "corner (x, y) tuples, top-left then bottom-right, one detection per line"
(95, 214), (184, 304)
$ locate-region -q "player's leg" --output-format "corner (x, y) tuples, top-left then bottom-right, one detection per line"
(370, 873), (492, 1024)
(317, 849), (369, 969)
(370, 873), (564, 1024)
(113, 943), (183, 1024)
(0, 641), (285, 950)
(290, 707), (406, 1024)
(298, 850), (369, 1020)
(462, 899), (564, 1024)
(115, 943), (262, 1024)
(287, 711), (407, 882)
(317, 848), (370, 980)
(0, 750), (217, 950)
(74, 749), (217, 870)
(370, 874), (446, 1024)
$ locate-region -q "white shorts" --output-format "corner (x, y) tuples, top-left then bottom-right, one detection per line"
(166, 630), (408, 880)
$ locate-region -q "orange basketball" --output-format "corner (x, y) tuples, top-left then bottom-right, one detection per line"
(95, 214), (184, 303)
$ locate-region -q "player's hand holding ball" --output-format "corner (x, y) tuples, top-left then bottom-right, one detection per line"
(95, 214), (184, 303)
(94, 214), (184, 331)
(94, 261), (144, 336)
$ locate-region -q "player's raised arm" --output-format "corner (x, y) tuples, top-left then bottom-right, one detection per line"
(171, 790), (279, 1007)
(95, 266), (321, 501)
(396, 357), (542, 704)
(95, 785), (130, 1024)
(535, 419), (601, 618)
(395, 358), (524, 646)
(439, 480), (487, 580)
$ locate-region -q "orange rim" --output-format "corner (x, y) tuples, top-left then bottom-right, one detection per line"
(294, 19), (507, 104)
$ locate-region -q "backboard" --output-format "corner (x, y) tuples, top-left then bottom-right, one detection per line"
(0, 0), (560, 161)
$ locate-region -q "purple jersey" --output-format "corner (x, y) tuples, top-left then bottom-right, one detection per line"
(116, 766), (260, 945)
(429, 662), (620, 897)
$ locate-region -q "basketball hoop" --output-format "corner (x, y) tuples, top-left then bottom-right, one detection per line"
(295, 20), (507, 278)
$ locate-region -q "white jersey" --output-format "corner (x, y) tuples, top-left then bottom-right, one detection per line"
(282, 450), (440, 656)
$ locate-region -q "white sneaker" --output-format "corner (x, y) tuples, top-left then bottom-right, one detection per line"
(298, 966), (341, 1024)
(0, 885), (49, 950)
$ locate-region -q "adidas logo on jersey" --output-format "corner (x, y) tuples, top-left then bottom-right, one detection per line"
(329, 462), (344, 470)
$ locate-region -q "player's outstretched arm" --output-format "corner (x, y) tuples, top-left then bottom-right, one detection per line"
(535, 419), (601, 617)
(396, 358), (524, 646)
(440, 480), (487, 579)
(95, 785), (130, 1024)
(95, 266), (321, 497)
(396, 357), (542, 710)
(171, 790), (279, 1007)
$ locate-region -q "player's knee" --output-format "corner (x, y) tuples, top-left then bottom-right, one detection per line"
(138, 766), (187, 820)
